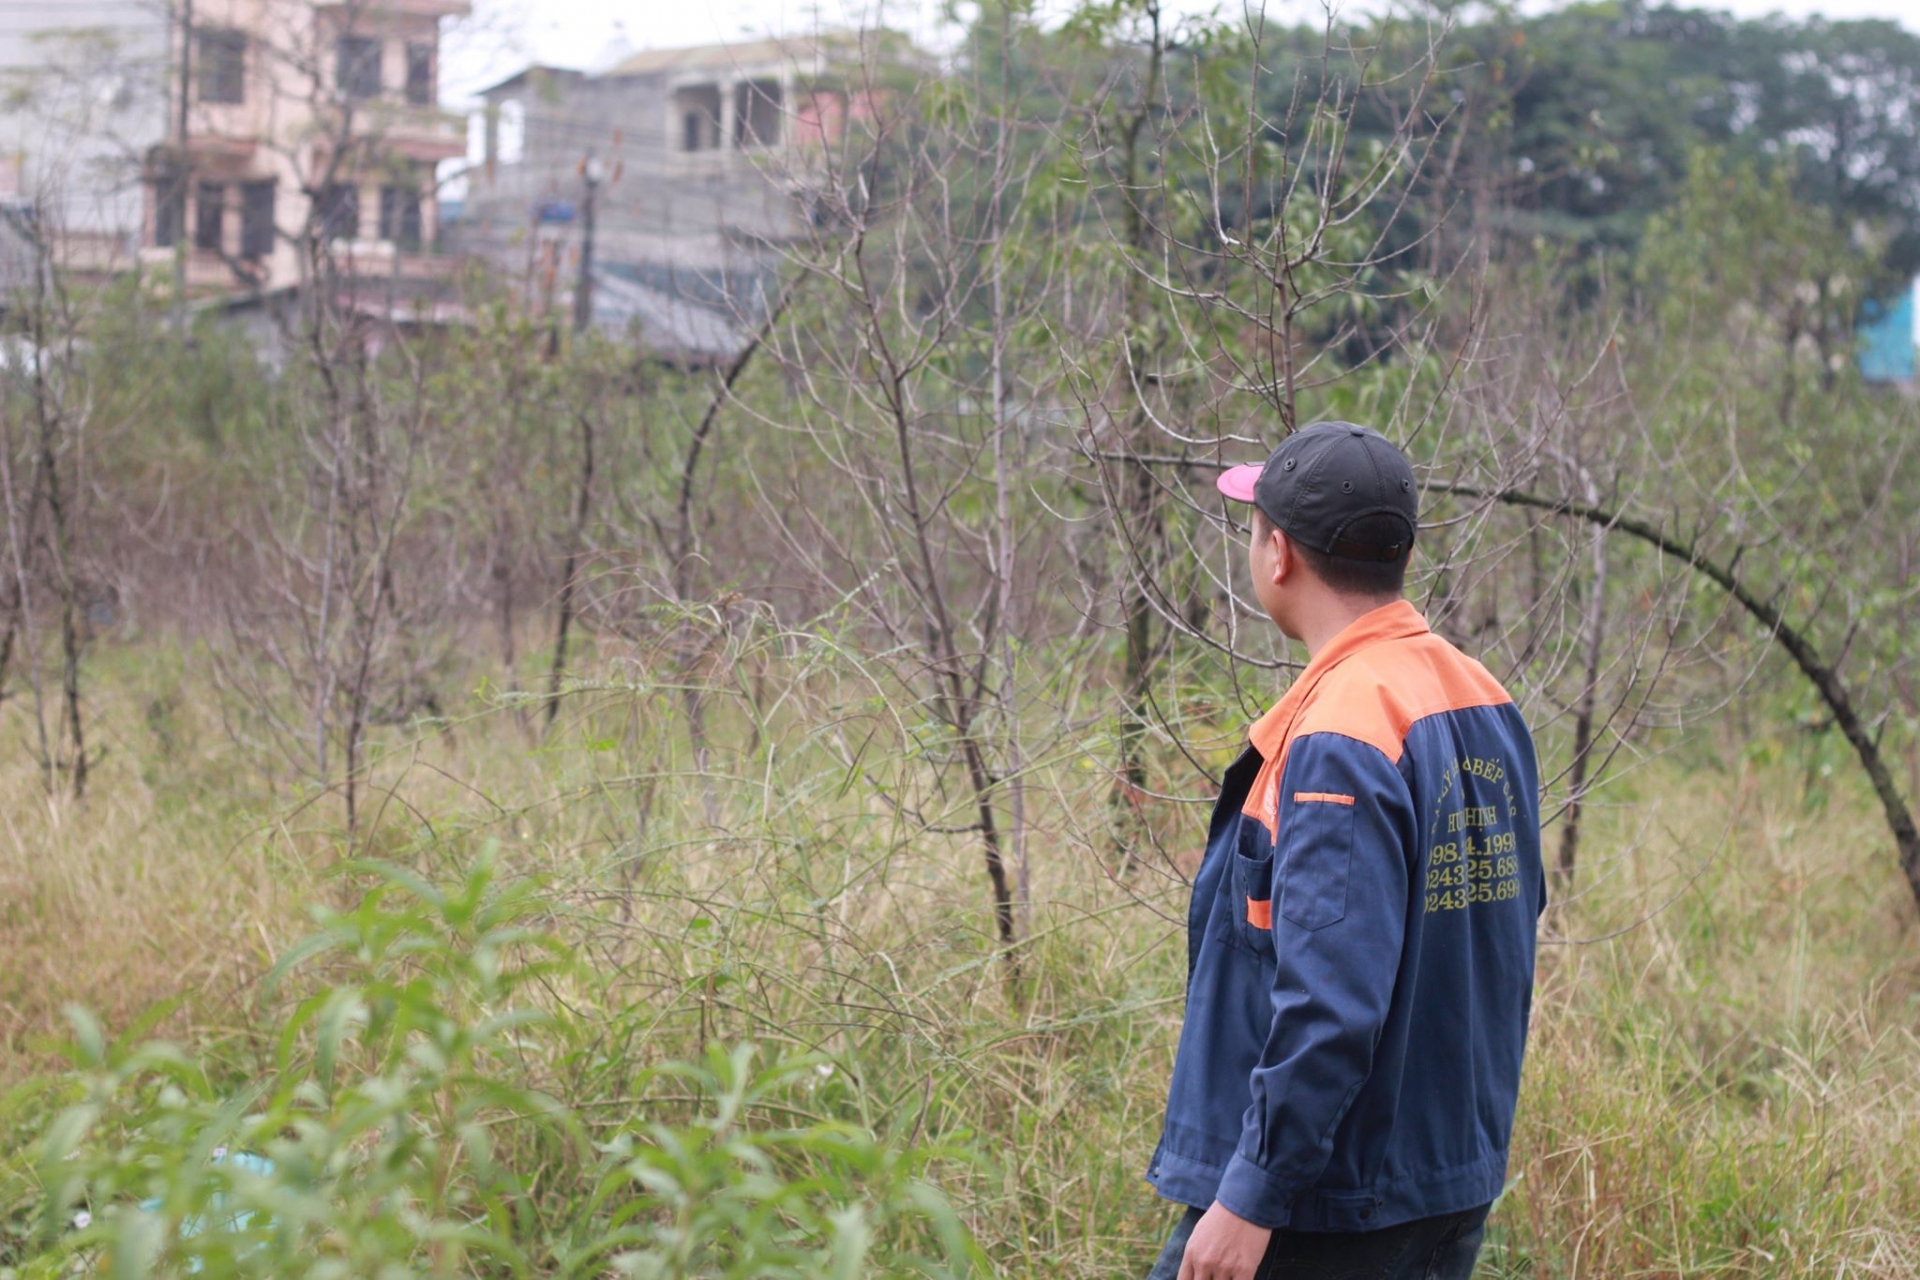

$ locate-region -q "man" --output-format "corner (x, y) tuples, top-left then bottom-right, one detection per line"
(1145, 422), (1546, 1280)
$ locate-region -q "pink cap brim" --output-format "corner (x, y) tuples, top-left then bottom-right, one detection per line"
(1216, 463), (1262, 503)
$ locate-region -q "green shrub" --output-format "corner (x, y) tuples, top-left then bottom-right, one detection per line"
(16, 853), (985, 1278)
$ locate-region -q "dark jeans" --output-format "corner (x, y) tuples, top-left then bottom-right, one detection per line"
(1144, 1203), (1489, 1280)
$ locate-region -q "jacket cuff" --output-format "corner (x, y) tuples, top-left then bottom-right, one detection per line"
(1213, 1154), (1295, 1229)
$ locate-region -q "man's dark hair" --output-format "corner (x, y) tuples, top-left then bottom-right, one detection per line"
(1255, 508), (1409, 599)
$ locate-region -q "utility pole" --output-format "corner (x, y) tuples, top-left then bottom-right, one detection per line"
(171, 0), (195, 338)
(572, 151), (603, 334)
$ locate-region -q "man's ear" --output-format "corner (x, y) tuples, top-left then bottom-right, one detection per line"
(1270, 528), (1295, 584)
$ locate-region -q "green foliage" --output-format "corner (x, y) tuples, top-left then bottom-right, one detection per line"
(14, 853), (984, 1278)
(1636, 149), (1857, 340)
(1252, 4), (1920, 275)
(75, 286), (279, 454)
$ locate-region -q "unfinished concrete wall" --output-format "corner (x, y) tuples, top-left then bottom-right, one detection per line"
(459, 38), (858, 349)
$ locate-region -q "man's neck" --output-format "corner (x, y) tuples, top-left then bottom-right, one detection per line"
(1296, 594), (1402, 662)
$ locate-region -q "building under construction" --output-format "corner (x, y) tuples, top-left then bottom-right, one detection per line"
(459, 33), (914, 363)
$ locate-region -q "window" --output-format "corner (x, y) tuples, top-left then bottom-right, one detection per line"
(379, 183), (423, 250)
(197, 29), (246, 104)
(152, 172), (186, 248)
(194, 181), (225, 251)
(734, 79), (782, 149)
(241, 181), (276, 258)
(336, 35), (382, 100)
(405, 43), (434, 106)
(315, 182), (359, 239)
(672, 84), (722, 152)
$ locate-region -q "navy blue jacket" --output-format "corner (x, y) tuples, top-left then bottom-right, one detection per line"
(1148, 601), (1545, 1231)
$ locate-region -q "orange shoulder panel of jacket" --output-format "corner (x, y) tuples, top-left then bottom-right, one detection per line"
(1242, 754), (1286, 838)
(1290, 633), (1513, 765)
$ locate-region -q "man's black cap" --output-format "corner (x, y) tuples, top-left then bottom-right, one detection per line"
(1215, 421), (1418, 563)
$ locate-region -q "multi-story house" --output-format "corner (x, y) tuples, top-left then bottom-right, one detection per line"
(459, 33), (904, 360)
(143, 0), (469, 303)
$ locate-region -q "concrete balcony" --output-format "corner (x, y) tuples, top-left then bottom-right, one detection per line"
(137, 245), (271, 292)
(324, 103), (467, 162)
(139, 240), (459, 293)
(662, 145), (789, 183)
(325, 238), (461, 281)
(183, 132), (260, 165)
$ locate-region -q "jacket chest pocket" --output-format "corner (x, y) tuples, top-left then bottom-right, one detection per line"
(1228, 818), (1276, 955)
(1280, 792), (1356, 930)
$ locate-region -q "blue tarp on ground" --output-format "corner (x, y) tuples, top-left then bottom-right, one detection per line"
(134, 1150), (275, 1271)
(1860, 282), (1916, 383)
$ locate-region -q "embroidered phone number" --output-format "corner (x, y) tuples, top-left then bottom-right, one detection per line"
(1426, 843), (1522, 911)
(1425, 878), (1522, 912)
(1425, 848), (1519, 888)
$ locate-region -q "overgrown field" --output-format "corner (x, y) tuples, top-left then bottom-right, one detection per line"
(2, 4), (1919, 1271)
(0, 623), (1916, 1277)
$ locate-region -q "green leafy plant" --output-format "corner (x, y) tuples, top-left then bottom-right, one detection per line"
(20, 853), (984, 1278)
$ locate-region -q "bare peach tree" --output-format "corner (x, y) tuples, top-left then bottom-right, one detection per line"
(183, 0), (475, 838)
(0, 12), (180, 801)
(1427, 283), (1920, 913)
(700, 18), (1110, 970)
(1052, 6), (1460, 872)
(1058, 10), (1847, 922)
(0, 208), (100, 800)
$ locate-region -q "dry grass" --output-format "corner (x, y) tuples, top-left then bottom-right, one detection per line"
(1495, 747), (1920, 1276)
(3, 639), (1919, 1276)
(0, 649), (308, 1079)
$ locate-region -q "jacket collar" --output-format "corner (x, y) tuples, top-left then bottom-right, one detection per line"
(1248, 599), (1430, 758)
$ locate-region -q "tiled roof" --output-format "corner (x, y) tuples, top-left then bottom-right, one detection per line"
(607, 36), (830, 77)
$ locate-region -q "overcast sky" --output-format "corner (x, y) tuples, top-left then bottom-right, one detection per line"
(444, 0), (1920, 99)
